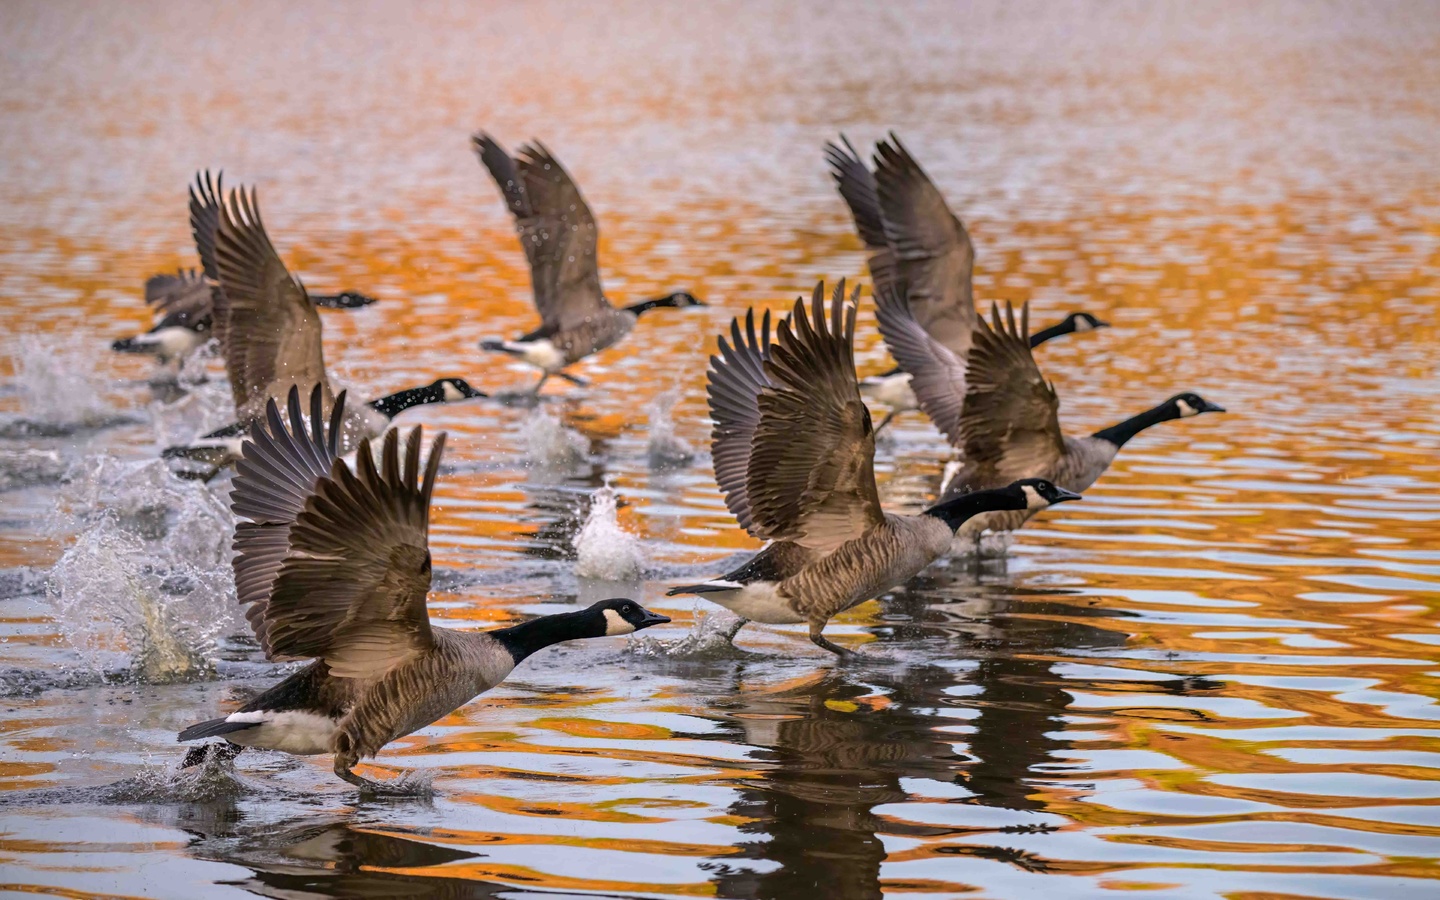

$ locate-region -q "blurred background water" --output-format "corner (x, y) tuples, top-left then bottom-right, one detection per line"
(1, 1), (1439, 898)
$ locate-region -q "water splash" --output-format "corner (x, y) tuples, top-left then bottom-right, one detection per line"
(646, 388), (695, 469)
(46, 456), (239, 683)
(573, 486), (645, 580)
(0, 449), (67, 491)
(1, 334), (134, 436)
(521, 407), (588, 469)
(626, 607), (748, 659)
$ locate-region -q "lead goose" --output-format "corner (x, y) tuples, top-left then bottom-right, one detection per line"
(112, 172), (376, 367)
(472, 134), (705, 393)
(177, 386), (670, 791)
(824, 135), (1107, 428)
(665, 280), (1081, 656)
(936, 302), (1224, 541)
(163, 186), (483, 472)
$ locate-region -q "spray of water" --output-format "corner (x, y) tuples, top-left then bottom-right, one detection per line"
(572, 485), (645, 580)
(46, 456), (239, 683)
(521, 406), (588, 469)
(646, 388), (695, 469)
(626, 606), (748, 659)
(2, 334), (131, 435)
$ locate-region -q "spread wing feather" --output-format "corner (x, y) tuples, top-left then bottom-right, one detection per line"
(706, 306), (773, 534)
(872, 276), (968, 445)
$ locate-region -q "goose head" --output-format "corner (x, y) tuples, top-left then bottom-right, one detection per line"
(923, 478), (1082, 530)
(318, 290), (379, 309)
(1168, 392), (1226, 419)
(590, 598), (672, 636)
(433, 378), (487, 402)
(1063, 311), (1109, 333)
(626, 291), (707, 316)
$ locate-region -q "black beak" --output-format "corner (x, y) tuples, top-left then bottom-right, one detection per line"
(1094, 319), (1111, 328)
(1053, 487), (1083, 503)
(635, 609), (671, 629)
(1200, 400), (1226, 413)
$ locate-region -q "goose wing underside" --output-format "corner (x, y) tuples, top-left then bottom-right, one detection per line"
(747, 280), (884, 553)
(232, 385), (443, 680)
(957, 302), (1065, 485)
(824, 137), (901, 297)
(212, 185), (329, 417)
(707, 306), (772, 535)
(872, 276), (967, 445)
(872, 135), (976, 356)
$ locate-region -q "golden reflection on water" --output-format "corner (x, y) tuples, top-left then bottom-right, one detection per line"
(2, 1), (1440, 898)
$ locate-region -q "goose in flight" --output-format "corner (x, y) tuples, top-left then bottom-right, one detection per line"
(177, 386), (669, 791)
(936, 302), (1224, 541)
(825, 134), (1107, 429)
(473, 134), (705, 393)
(112, 172), (375, 366)
(666, 280), (1080, 655)
(163, 185), (482, 474)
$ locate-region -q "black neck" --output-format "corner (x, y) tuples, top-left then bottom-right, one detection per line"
(1028, 320), (1072, 347)
(624, 294), (679, 317)
(1091, 401), (1176, 448)
(922, 486), (1027, 531)
(489, 611), (603, 664)
(367, 384), (445, 420)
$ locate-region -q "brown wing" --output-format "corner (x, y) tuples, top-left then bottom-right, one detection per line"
(746, 280), (884, 553)
(212, 185), (330, 419)
(872, 134), (976, 356)
(144, 268), (213, 323)
(235, 386), (444, 679)
(824, 136), (902, 299)
(473, 134), (611, 334)
(189, 170), (223, 283)
(706, 305), (773, 535)
(230, 384), (348, 656)
(872, 276), (967, 446)
(958, 302), (1065, 482)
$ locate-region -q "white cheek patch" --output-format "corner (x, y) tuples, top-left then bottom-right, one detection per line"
(1177, 399), (1198, 418)
(1074, 318), (1094, 333)
(441, 382), (464, 402)
(602, 608), (635, 636)
(1022, 485), (1046, 510)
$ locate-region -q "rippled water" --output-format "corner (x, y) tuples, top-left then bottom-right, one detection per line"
(2, 2), (1439, 897)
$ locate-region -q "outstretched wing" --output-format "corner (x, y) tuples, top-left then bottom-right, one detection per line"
(189, 170), (224, 283)
(959, 302), (1065, 481)
(144, 268), (213, 325)
(231, 385), (444, 679)
(212, 185), (329, 418)
(872, 276), (967, 446)
(872, 134), (976, 355)
(706, 306), (773, 535)
(231, 384), (347, 655)
(824, 136), (902, 297)
(747, 280), (883, 552)
(473, 134), (611, 333)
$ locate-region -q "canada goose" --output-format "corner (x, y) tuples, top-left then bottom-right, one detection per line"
(825, 135), (1108, 427)
(664, 280), (1081, 655)
(111, 172), (377, 365)
(936, 302), (1224, 540)
(472, 134), (705, 393)
(177, 386), (670, 791)
(162, 186), (483, 471)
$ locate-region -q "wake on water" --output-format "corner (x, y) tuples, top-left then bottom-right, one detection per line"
(573, 485), (646, 580)
(646, 388), (694, 470)
(1, 334), (138, 437)
(521, 406), (589, 469)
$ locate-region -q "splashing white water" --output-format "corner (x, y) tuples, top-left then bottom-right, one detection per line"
(46, 456), (239, 682)
(573, 486), (645, 580)
(626, 606), (748, 659)
(521, 407), (588, 469)
(4, 334), (127, 433)
(646, 388), (694, 469)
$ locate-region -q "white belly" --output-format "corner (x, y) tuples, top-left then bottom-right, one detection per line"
(860, 372), (917, 411)
(698, 582), (805, 625)
(224, 710), (339, 755)
(513, 339), (565, 372)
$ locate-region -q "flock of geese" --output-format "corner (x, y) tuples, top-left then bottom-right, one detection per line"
(108, 131), (1223, 791)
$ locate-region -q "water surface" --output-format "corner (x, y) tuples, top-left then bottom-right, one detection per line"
(2, 2), (1439, 898)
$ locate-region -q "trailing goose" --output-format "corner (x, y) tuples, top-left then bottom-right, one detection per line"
(177, 385), (671, 791)
(472, 134), (705, 393)
(934, 302), (1224, 541)
(825, 134), (1107, 428)
(112, 172), (376, 366)
(664, 280), (1081, 655)
(163, 185), (483, 473)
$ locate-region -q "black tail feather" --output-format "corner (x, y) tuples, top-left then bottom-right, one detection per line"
(479, 339), (520, 356)
(666, 582), (735, 597)
(178, 717), (255, 743)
